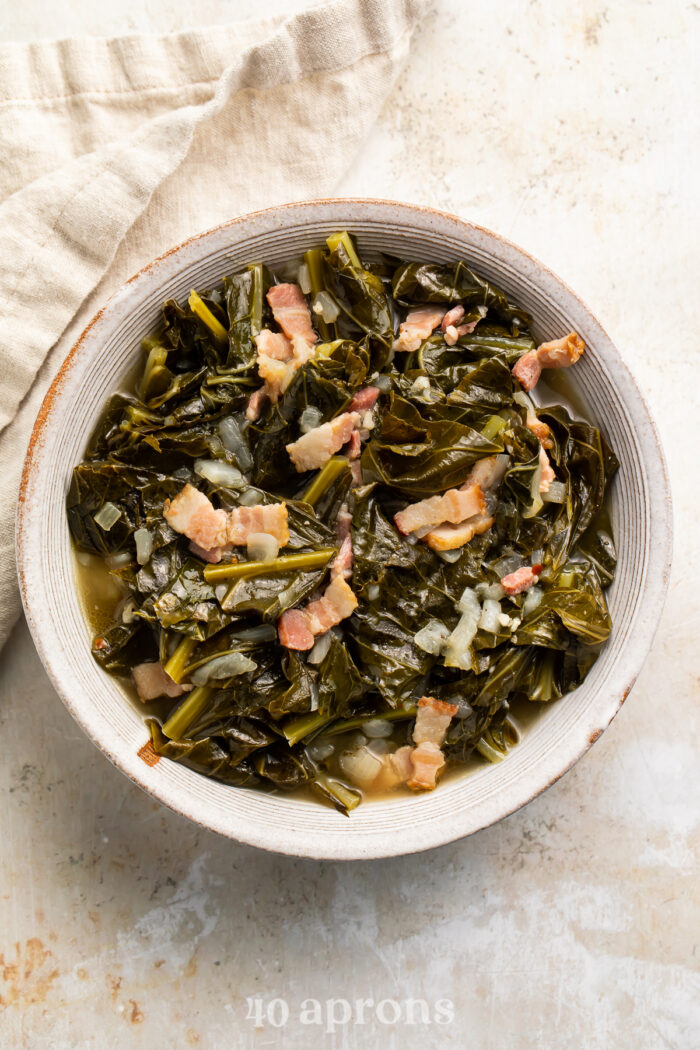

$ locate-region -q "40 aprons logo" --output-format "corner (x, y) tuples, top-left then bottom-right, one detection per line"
(245, 996), (455, 1033)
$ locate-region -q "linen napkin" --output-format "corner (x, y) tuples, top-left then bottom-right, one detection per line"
(0, 0), (427, 649)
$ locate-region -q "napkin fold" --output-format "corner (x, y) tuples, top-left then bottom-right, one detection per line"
(0, 0), (427, 649)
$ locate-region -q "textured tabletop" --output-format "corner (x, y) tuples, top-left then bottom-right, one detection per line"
(1, 2), (698, 1048)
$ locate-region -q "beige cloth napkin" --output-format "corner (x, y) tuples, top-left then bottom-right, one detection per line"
(0, 0), (427, 649)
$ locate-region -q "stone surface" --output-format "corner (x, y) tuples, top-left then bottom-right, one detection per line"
(1, 1), (698, 1048)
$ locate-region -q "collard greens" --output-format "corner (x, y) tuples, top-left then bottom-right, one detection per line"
(68, 232), (618, 813)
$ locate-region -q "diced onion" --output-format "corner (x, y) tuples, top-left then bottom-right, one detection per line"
(238, 488), (264, 507)
(522, 460), (544, 519)
(372, 374), (392, 392)
(346, 732), (368, 750)
(409, 375), (431, 398)
(195, 458), (245, 489)
(513, 390), (536, 416)
(246, 532), (280, 563)
(437, 549), (462, 564)
(543, 480), (566, 504)
(217, 416), (252, 471)
(479, 599), (502, 634)
(522, 585), (543, 617)
(366, 584), (380, 601)
(300, 406), (323, 433)
(120, 598), (136, 624)
(307, 739), (335, 762)
(366, 738), (393, 756)
(94, 502), (121, 531)
(190, 651), (257, 684)
(214, 583), (228, 603)
(307, 631), (333, 665)
(312, 291), (340, 323)
(134, 528), (153, 566)
(414, 619), (450, 655)
(339, 746), (383, 789)
(297, 262), (312, 295)
(232, 624), (277, 644)
(309, 680), (319, 712)
(456, 586), (480, 615)
(444, 588), (481, 669)
(363, 719), (394, 739)
(105, 551), (132, 569)
(476, 581), (505, 601)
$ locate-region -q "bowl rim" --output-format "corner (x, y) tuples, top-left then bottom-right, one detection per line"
(16, 197), (673, 859)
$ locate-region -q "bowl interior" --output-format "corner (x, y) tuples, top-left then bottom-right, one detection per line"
(17, 201), (671, 859)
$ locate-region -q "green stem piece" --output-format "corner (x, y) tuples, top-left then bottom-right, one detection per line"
(162, 685), (214, 741)
(304, 249), (332, 340)
(188, 290), (228, 344)
(301, 457), (349, 507)
(326, 231), (362, 270)
(312, 771), (361, 814)
(481, 414), (507, 442)
(324, 707), (417, 737)
(281, 712), (333, 747)
(164, 636), (198, 684)
(203, 547), (336, 583)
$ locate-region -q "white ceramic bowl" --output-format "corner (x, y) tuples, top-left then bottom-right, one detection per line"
(17, 200), (672, 859)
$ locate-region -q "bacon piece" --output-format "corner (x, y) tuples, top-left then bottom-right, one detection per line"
(529, 418), (553, 448)
(286, 412), (361, 472)
(396, 307), (445, 352)
(407, 742), (446, 791)
(132, 662), (188, 702)
(254, 328), (293, 361)
(163, 484), (228, 550)
(267, 283), (317, 348)
(331, 506), (353, 579)
(246, 385), (269, 422)
(348, 386), (380, 412)
(346, 429), (362, 460)
(394, 483), (485, 535)
(417, 458), (502, 551)
(423, 512), (494, 552)
(501, 564), (542, 596)
(539, 445), (556, 494)
(277, 609), (314, 650)
(441, 305), (465, 331)
(537, 332), (585, 369)
(331, 535), (353, 581)
(306, 576), (357, 633)
(228, 503), (289, 547)
(336, 504), (352, 541)
(256, 354), (295, 403)
(188, 540), (232, 564)
(164, 484), (289, 551)
(466, 455), (508, 492)
(413, 696), (458, 747)
(375, 745), (415, 791)
(512, 351), (543, 391)
(520, 396), (554, 449)
(250, 288), (319, 410)
(442, 304), (487, 345)
(277, 577), (358, 650)
(513, 331), (585, 391)
(349, 460), (363, 486)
